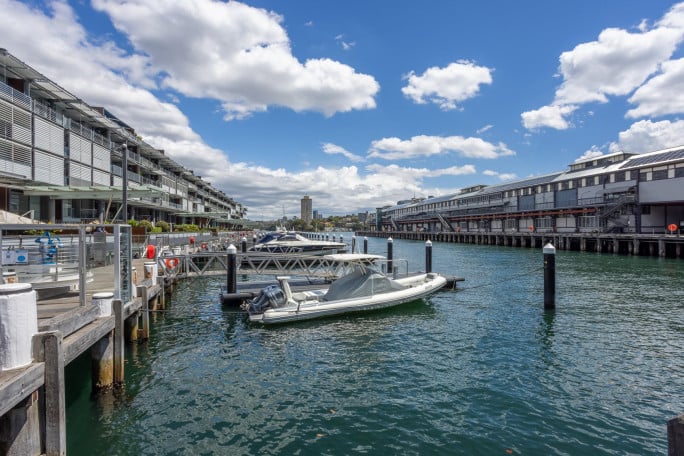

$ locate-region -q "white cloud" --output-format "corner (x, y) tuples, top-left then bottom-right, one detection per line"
(368, 135), (515, 160)
(92, 0), (379, 120)
(626, 58), (684, 118)
(401, 60), (493, 110)
(611, 119), (684, 153)
(476, 124), (493, 134)
(483, 170), (517, 181)
(521, 105), (577, 130)
(574, 145), (605, 162)
(522, 2), (684, 131)
(322, 143), (364, 162)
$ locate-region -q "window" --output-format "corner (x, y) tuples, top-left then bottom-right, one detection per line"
(652, 169), (668, 180)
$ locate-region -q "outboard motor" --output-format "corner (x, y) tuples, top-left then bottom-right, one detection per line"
(247, 285), (287, 314)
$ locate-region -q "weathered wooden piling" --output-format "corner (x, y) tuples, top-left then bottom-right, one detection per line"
(91, 292), (115, 390)
(425, 239), (433, 273)
(668, 414), (684, 455)
(543, 243), (556, 310)
(364, 237), (368, 254)
(241, 237), (247, 253)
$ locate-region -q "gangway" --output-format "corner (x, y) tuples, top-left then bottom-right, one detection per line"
(156, 251), (402, 281)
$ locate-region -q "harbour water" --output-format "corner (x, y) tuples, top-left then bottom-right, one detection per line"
(65, 235), (684, 455)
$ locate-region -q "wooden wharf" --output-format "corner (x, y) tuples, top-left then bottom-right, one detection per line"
(356, 230), (684, 259)
(0, 258), (163, 456)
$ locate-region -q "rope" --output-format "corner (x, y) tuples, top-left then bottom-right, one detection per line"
(457, 266), (544, 291)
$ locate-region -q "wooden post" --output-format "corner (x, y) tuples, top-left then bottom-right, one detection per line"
(351, 236), (356, 253)
(0, 391), (41, 456)
(91, 330), (114, 390)
(668, 414), (684, 456)
(34, 331), (66, 456)
(113, 299), (124, 385)
(363, 237), (368, 254)
(140, 286), (150, 341)
(241, 237), (247, 253)
(543, 243), (556, 310)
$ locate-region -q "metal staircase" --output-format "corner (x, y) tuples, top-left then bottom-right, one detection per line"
(437, 213), (456, 232)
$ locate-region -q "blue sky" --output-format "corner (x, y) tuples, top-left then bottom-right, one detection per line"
(2, 1), (684, 219)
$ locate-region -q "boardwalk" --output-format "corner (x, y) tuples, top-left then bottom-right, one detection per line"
(36, 258), (148, 320)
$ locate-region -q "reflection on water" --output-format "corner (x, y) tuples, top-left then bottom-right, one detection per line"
(67, 238), (684, 455)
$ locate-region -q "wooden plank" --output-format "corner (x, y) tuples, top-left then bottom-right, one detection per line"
(113, 300), (124, 384)
(63, 317), (115, 365)
(38, 304), (100, 336)
(42, 332), (66, 456)
(0, 363), (44, 417)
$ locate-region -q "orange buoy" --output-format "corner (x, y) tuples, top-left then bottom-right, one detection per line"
(145, 244), (156, 259)
(189, 236), (195, 245)
(164, 258), (179, 269)
(668, 223), (678, 232)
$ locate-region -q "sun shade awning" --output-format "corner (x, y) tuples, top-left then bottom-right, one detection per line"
(22, 184), (164, 199)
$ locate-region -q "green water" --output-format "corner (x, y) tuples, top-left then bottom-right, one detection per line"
(66, 238), (684, 455)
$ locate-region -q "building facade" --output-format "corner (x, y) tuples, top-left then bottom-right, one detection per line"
(0, 49), (245, 226)
(378, 149), (684, 235)
(300, 195), (312, 225)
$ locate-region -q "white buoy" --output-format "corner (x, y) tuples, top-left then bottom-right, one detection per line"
(0, 283), (38, 371)
(92, 292), (114, 317)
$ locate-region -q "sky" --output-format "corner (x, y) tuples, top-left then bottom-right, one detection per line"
(3, 1), (684, 220)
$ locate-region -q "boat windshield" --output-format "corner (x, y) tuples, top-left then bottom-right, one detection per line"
(322, 268), (406, 301)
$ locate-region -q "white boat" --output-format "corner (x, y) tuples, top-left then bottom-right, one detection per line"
(248, 231), (347, 255)
(246, 257), (447, 324)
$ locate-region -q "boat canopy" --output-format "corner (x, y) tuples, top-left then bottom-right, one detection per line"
(322, 268), (406, 301)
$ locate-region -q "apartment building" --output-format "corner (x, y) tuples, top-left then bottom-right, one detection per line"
(0, 49), (245, 227)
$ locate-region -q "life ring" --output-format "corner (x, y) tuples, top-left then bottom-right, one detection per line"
(164, 258), (179, 269)
(201, 242), (208, 250)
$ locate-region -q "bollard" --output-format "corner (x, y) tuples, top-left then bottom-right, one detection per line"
(92, 291), (114, 317)
(425, 239), (433, 273)
(543, 243), (556, 310)
(252, 234), (257, 247)
(0, 283), (38, 370)
(241, 237), (247, 253)
(2, 271), (17, 284)
(387, 237), (393, 275)
(144, 261), (157, 286)
(226, 244), (237, 294)
(364, 237), (368, 254)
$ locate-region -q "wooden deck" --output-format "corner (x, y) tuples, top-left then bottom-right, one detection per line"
(35, 258), (148, 320)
